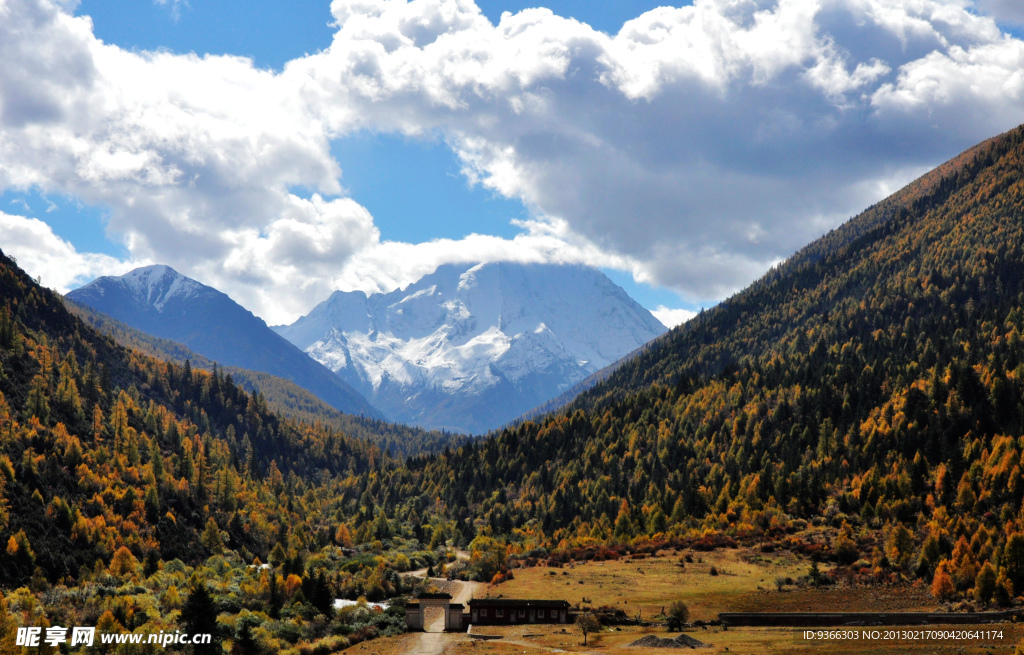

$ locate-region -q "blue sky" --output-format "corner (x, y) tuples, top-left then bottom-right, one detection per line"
(78, 1), (690, 70)
(2, 189), (122, 257)
(34, 0), (702, 316)
(3, 0), (1024, 325)
(328, 134), (526, 243)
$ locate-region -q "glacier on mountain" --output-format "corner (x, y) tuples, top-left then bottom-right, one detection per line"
(274, 262), (667, 434)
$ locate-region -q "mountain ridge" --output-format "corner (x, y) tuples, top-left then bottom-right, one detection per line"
(275, 261), (667, 433)
(5, 119), (1024, 651)
(67, 264), (384, 420)
(358, 122), (1024, 565)
(564, 124), (1024, 411)
(64, 298), (465, 458)
(0, 247), (391, 583)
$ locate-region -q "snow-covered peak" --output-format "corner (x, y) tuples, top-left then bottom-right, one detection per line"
(280, 290), (372, 348)
(276, 261), (667, 433)
(115, 265), (206, 311)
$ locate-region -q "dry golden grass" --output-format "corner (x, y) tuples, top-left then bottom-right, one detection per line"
(354, 547), (1018, 654)
(483, 547), (943, 620)
(483, 548), (808, 621)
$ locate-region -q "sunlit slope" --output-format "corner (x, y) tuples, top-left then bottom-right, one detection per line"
(0, 250), (387, 584)
(577, 125), (1024, 403)
(389, 124), (1024, 542)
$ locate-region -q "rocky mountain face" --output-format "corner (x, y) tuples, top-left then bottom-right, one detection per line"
(274, 262), (667, 433)
(67, 265), (382, 419)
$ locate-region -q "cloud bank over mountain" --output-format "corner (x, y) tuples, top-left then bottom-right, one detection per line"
(2, 0), (1024, 323)
(0, 213), (137, 288)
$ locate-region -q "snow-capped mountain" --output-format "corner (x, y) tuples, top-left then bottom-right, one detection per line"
(274, 262), (667, 433)
(67, 265), (382, 419)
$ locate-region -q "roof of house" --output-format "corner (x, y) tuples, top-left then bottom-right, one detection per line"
(416, 592), (453, 600)
(468, 599), (570, 609)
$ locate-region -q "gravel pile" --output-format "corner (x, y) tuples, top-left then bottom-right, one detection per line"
(628, 633), (710, 649)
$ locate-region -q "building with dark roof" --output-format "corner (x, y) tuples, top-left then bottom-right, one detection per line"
(467, 599), (571, 625)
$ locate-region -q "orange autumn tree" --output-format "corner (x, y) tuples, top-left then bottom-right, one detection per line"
(931, 561), (956, 601)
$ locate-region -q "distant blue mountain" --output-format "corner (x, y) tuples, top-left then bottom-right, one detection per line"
(68, 265), (383, 419)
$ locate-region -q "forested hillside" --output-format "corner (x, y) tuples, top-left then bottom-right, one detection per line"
(0, 249), (455, 652)
(350, 124), (1024, 602)
(512, 132), (1011, 425)
(66, 300), (463, 458)
(578, 127), (1020, 397)
(0, 248), (406, 580)
(8, 122), (1024, 652)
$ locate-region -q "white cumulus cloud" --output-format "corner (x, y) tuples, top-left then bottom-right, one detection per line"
(0, 213), (142, 291)
(328, 216), (643, 297)
(1, 0), (1024, 324)
(652, 306), (697, 329)
(295, 0), (1024, 300)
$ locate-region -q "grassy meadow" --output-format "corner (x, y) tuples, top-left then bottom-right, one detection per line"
(356, 545), (1024, 654)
